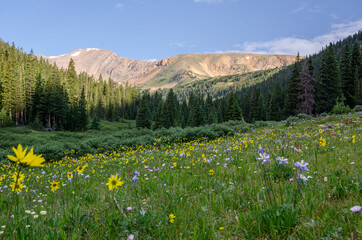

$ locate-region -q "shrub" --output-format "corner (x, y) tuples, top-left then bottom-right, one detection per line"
(297, 113), (314, 120)
(353, 105), (362, 112)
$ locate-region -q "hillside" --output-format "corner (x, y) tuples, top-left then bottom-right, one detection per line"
(39, 50), (296, 90)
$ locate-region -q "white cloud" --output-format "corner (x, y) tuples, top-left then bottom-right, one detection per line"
(291, 2), (322, 14)
(235, 19), (362, 56)
(115, 3), (124, 9)
(168, 42), (184, 48)
(194, 0), (224, 4)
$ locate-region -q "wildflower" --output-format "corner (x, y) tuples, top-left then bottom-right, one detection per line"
(219, 227), (224, 230)
(76, 165), (87, 174)
(294, 160), (309, 171)
(132, 175), (139, 184)
(276, 156), (288, 165)
(49, 180), (59, 193)
(324, 177), (328, 182)
(257, 146), (264, 153)
(173, 162), (177, 168)
(127, 207), (133, 211)
(128, 235), (135, 240)
(7, 144), (45, 167)
(319, 129), (323, 134)
(106, 174), (124, 191)
(352, 135), (356, 145)
(33, 215), (39, 219)
(40, 211), (47, 215)
(350, 206), (361, 213)
(256, 152), (270, 164)
(67, 172), (73, 179)
(0, 231), (3, 236)
(298, 174), (312, 184)
(209, 170), (214, 176)
(10, 181), (24, 193)
(1, 226), (5, 229)
(25, 210), (31, 214)
(11, 172), (25, 182)
(169, 213), (176, 223)
(319, 137), (326, 147)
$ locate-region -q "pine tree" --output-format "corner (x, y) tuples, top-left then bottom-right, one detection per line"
(284, 54), (301, 116)
(66, 58), (78, 104)
(136, 93), (151, 129)
(351, 42), (361, 105)
(90, 115), (100, 130)
(78, 87), (88, 131)
(340, 41), (354, 107)
(152, 102), (164, 130)
(297, 58), (316, 115)
(315, 43), (341, 114)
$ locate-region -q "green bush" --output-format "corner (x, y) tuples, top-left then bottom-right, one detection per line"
(353, 105), (362, 112)
(297, 113), (314, 120)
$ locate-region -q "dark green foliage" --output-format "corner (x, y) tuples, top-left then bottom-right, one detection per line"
(340, 41), (355, 107)
(315, 44), (341, 114)
(225, 92), (243, 121)
(136, 92), (151, 129)
(90, 115), (100, 130)
(331, 95), (351, 114)
(284, 54), (301, 116)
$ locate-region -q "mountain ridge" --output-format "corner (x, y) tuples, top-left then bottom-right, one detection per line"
(38, 49), (297, 90)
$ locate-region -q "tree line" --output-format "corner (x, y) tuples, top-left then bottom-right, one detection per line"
(0, 40), (140, 130)
(136, 32), (361, 129)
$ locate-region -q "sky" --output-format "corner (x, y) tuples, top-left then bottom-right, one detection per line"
(0, 0), (361, 60)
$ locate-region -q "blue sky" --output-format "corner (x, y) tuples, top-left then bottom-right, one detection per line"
(0, 0), (361, 60)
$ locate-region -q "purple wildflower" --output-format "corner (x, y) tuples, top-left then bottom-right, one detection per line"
(294, 160), (309, 171)
(276, 157), (288, 165)
(256, 152), (270, 164)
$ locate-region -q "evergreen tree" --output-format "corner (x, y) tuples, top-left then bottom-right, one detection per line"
(78, 87), (88, 131)
(90, 115), (100, 130)
(351, 42), (361, 105)
(284, 54), (301, 116)
(136, 93), (151, 129)
(152, 102), (164, 130)
(340, 41), (355, 107)
(315, 43), (341, 114)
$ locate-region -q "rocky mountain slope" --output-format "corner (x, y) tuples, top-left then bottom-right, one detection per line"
(39, 49), (296, 90)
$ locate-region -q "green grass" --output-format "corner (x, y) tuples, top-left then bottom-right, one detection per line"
(0, 113), (361, 239)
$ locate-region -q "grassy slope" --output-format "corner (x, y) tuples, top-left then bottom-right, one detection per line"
(0, 113), (361, 239)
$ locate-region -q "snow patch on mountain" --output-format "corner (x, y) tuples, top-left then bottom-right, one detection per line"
(71, 51), (81, 57)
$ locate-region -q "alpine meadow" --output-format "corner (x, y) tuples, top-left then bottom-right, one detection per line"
(0, 1), (361, 239)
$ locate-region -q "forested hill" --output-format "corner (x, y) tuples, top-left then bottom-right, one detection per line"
(0, 40), (140, 130)
(135, 32), (361, 130)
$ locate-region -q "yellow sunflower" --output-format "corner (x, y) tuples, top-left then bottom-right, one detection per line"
(7, 144), (45, 167)
(10, 180), (24, 193)
(49, 180), (60, 193)
(106, 174), (124, 191)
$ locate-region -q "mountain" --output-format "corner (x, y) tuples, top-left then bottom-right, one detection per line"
(38, 49), (296, 90)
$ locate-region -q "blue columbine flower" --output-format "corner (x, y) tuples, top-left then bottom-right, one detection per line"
(276, 157), (288, 165)
(294, 160), (309, 171)
(257, 152), (270, 164)
(298, 174), (312, 184)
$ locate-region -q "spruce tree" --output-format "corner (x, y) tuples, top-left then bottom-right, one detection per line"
(78, 87), (88, 131)
(340, 41), (354, 107)
(284, 54), (301, 116)
(136, 93), (151, 129)
(315, 43), (341, 114)
(351, 42), (361, 105)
